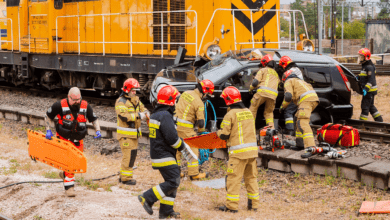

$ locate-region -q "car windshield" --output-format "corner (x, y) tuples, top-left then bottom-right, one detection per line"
(198, 51), (236, 74)
(155, 69), (197, 82)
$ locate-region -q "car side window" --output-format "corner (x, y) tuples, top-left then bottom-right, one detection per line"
(228, 67), (259, 89)
(304, 67), (331, 88)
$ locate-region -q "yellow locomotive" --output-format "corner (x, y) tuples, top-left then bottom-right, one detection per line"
(0, 0), (307, 96)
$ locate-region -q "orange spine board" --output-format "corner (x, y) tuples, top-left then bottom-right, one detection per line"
(184, 132), (226, 149)
(27, 129), (87, 173)
(359, 201), (390, 214)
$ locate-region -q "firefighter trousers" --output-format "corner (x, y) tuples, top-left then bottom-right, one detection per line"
(249, 93), (276, 128)
(295, 101), (318, 148)
(119, 137), (138, 181)
(226, 157), (259, 211)
(143, 166), (180, 216)
(284, 102), (297, 131)
(176, 130), (199, 176)
(360, 93), (383, 122)
(57, 134), (84, 190)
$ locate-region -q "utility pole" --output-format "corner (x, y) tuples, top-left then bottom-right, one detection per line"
(348, 6), (351, 22)
(318, 0), (323, 54)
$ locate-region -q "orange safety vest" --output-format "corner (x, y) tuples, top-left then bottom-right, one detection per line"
(56, 99), (88, 141)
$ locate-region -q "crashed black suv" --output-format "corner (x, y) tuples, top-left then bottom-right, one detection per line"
(150, 49), (359, 129)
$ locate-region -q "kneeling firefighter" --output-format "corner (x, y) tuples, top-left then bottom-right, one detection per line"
(138, 85), (198, 219)
(174, 79), (214, 180)
(115, 78), (150, 186)
(277, 56), (305, 135)
(45, 87), (101, 197)
(357, 48), (383, 122)
(279, 69), (319, 151)
(248, 54), (280, 128)
(217, 86), (259, 213)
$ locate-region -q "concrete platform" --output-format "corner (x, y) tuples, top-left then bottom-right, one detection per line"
(359, 161), (390, 190)
(335, 156), (374, 181)
(309, 155), (338, 177)
(259, 149), (295, 172)
(285, 151), (312, 175)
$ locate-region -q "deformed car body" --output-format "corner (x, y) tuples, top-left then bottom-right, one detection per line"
(150, 49), (359, 129)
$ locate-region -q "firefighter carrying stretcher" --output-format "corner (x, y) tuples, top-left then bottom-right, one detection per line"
(217, 86), (259, 213)
(248, 54), (280, 128)
(138, 85), (198, 219)
(174, 79), (214, 180)
(45, 87), (101, 197)
(279, 69), (319, 151)
(357, 48), (383, 122)
(115, 78), (150, 186)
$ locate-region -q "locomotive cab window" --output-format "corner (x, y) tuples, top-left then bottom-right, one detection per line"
(303, 67), (331, 88)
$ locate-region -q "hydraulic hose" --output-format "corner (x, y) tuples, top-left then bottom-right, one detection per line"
(0, 170), (130, 190)
(199, 100), (218, 165)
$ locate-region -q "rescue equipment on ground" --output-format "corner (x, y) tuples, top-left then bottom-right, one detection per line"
(27, 129), (87, 173)
(359, 200), (390, 214)
(301, 142), (347, 159)
(317, 123), (360, 148)
(259, 126), (284, 152)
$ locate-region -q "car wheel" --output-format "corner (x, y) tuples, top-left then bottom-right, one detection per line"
(309, 108), (333, 126)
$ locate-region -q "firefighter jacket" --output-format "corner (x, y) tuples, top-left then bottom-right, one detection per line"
(281, 78), (319, 109)
(56, 99), (88, 141)
(217, 103), (258, 159)
(359, 60), (378, 95)
(251, 66), (280, 100)
(276, 62), (304, 80)
(149, 105), (185, 169)
(115, 95), (146, 140)
(174, 89), (205, 137)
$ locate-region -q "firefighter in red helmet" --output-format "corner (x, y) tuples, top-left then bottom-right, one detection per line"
(249, 54), (280, 128)
(115, 78), (150, 186)
(175, 79), (214, 180)
(139, 85), (198, 219)
(45, 87), (101, 197)
(357, 48), (383, 122)
(217, 86), (259, 213)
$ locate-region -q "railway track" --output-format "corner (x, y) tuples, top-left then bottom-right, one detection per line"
(342, 63), (390, 76)
(312, 119), (390, 144)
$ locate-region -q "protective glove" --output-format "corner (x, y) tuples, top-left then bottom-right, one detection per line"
(94, 130), (102, 139)
(363, 89), (367, 96)
(46, 130), (53, 140)
(279, 106), (284, 114)
(139, 112), (146, 120)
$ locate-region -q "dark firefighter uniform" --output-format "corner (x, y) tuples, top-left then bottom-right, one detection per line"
(281, 77), (319, 149)
(46, 99), (97, 189)
(174, 89), (204, 176)
(115, 95), (146, 183)
(217, 103), (259, 211)
(249, 66), (280, 128)
(141, 105), (185, 217)
(359, 60), (383, 122)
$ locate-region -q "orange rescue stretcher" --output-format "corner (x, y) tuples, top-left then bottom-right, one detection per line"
(184, 132), (226, 149)
(27, 129), (87, 173)
(359, 201), (390, 214)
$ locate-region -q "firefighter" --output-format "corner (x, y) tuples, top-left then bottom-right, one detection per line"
(217, 86), (259, 213)
(138, 85), (197, 219)
(44, 87), (101, 197)
(248, 54), (280, 128)
(115, 78), (150, 186)
(277, 56), (305, 135)
(357, 48), (383, 122)
(279, 69), (319, 151)
(174, 79), (214, 180)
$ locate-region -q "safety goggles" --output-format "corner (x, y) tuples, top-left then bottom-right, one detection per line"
(69, 96), (82, 102)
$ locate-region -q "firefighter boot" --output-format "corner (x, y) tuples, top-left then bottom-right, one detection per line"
(290, 146), (304, 151)
(248, 199), (258, 212)
(190, 172), (209, 181)
(138, 194), (153, 215)
(119, 177), (137, 186)
(65, 186), (76, 197)
(159, 212), (181, 219)
(219, 205), (238, 213)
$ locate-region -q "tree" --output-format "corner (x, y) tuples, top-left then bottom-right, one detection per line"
(280, 17), (290, 38)
(377, 8), (390, 19)
(335, 19), (365, 39)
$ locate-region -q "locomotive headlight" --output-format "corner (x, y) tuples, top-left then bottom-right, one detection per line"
(205, 44), (221, 60)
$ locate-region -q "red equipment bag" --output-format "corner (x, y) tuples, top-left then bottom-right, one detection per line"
(316, 123), (360, 148)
